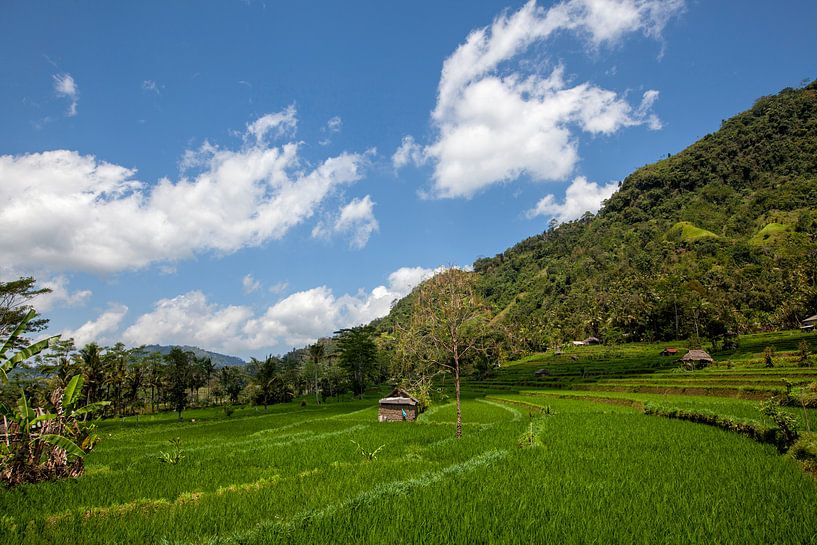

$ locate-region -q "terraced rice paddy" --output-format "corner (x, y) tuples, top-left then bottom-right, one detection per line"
(3, 330), (817, 543)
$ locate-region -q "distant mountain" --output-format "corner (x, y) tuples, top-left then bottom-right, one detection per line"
(378, 80), (817, 350)
(142, 345), (246, 367)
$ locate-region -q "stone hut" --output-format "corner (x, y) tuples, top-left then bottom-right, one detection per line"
(378, 388), (419, 422)
(679, 349), (714, 370)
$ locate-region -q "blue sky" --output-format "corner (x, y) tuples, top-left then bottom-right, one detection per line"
(1, 0), (816, 359)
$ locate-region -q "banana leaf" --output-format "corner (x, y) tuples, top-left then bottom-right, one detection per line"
(38, 434), (85, 458)
(6, 336), (60, 368)
(0, 309), (36, 360)
(71, 401), (110, 417)
(63, 375), (84, 408)
(17, 392), (35, 425)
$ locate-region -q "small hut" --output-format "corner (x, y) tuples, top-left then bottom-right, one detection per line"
(679, 349), (714, 370)
(583, 336), (602, 345)
(660, 348), (679, 357)
(378, 389), (419, 422)
(801, 314), (817, 332)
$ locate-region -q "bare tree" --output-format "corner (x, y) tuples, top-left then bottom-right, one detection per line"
(395, 269), (491, 438)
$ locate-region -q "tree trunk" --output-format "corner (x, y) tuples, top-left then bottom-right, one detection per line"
(314, 367), (320, 405)
(454, 359), (462, 439)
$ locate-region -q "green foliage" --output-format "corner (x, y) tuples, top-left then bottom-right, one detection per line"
(516, 413), (542, 449)
(219, 367), (245, 404)
(350, 439), (385, 462)
(760, 398), (800, 450)
(165, 348), (192, 421)
(798, 340), (812, 367)
(335, 326), (378, 397)
(0, 309), (60, 384)
(158, 437), (185, 465)
(0, 277), (51, 343)
(666, 221), (719, 242)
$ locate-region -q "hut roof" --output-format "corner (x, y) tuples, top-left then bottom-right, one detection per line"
(680, 349), (713, 363)
(583, 336), (601, 344)
(803, 314), (817, 324)
(379, 388), (419, 406)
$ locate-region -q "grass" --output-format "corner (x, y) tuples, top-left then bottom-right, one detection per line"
(667, 221), (719, 242)
(4, 330), (817, 543)
(2, 392), (817, 544)
(750, 222), (790, 246)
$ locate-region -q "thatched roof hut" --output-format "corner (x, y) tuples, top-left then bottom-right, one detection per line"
(583, 336), (602, 345)
(378, 388), (419, 422)
(679, 349), (713, 369)
(680, 349), (713, 363)
(802, 314), (817, 331)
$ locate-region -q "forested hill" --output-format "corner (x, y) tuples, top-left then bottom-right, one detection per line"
(381, 81), (817, 350)
(143, 345), (245, 367)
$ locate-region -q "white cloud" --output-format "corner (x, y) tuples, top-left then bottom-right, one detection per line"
(121, 265), (443, 355)
(392, 135), (426, 170)
(0, 108), (367, 274)
(242, 274), (261, 294)
(35, 276), (92, 313)
(62, 304), (128, 347)
(312, 195), (379, 249)
(416, 0), (682, 198)
(53, 73), (78, 116)
(246, 105), (297, 143)
(123, 292), (252, 350)
(527, 175), (618, 223)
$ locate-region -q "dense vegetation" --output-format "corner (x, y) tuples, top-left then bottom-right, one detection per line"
(381, 81), (817, 352)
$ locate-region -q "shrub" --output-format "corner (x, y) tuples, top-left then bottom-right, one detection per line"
(158, 438), (185, 465)
(798, 340), (812, 367)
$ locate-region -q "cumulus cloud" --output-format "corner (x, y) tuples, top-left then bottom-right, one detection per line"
(0, 107), (367, 274)
(313, 195), (379, 249)
(392, 135), (426, 170)
(123, 292), (252, 350)
(53, 73), (78, 116)
(35, 276), (92, 313)
(242, 274), (261, 294)
(122, 266), (443, 354)
(527, 176), (618, 223)
(62, 304), (128, 347)
(412, 0), (682, 198)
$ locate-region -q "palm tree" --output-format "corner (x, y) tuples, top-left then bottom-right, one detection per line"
(79, 343), (104, 407)
(308, 343), (325, 405)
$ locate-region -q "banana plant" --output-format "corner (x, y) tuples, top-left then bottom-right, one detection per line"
(0, 309), (60, 384)
(0, 312), (107, 486)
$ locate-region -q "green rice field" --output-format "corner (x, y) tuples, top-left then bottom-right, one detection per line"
(3, 330), (817, 544)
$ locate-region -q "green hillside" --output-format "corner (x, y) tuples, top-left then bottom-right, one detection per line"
(381, 82), (817, 351)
